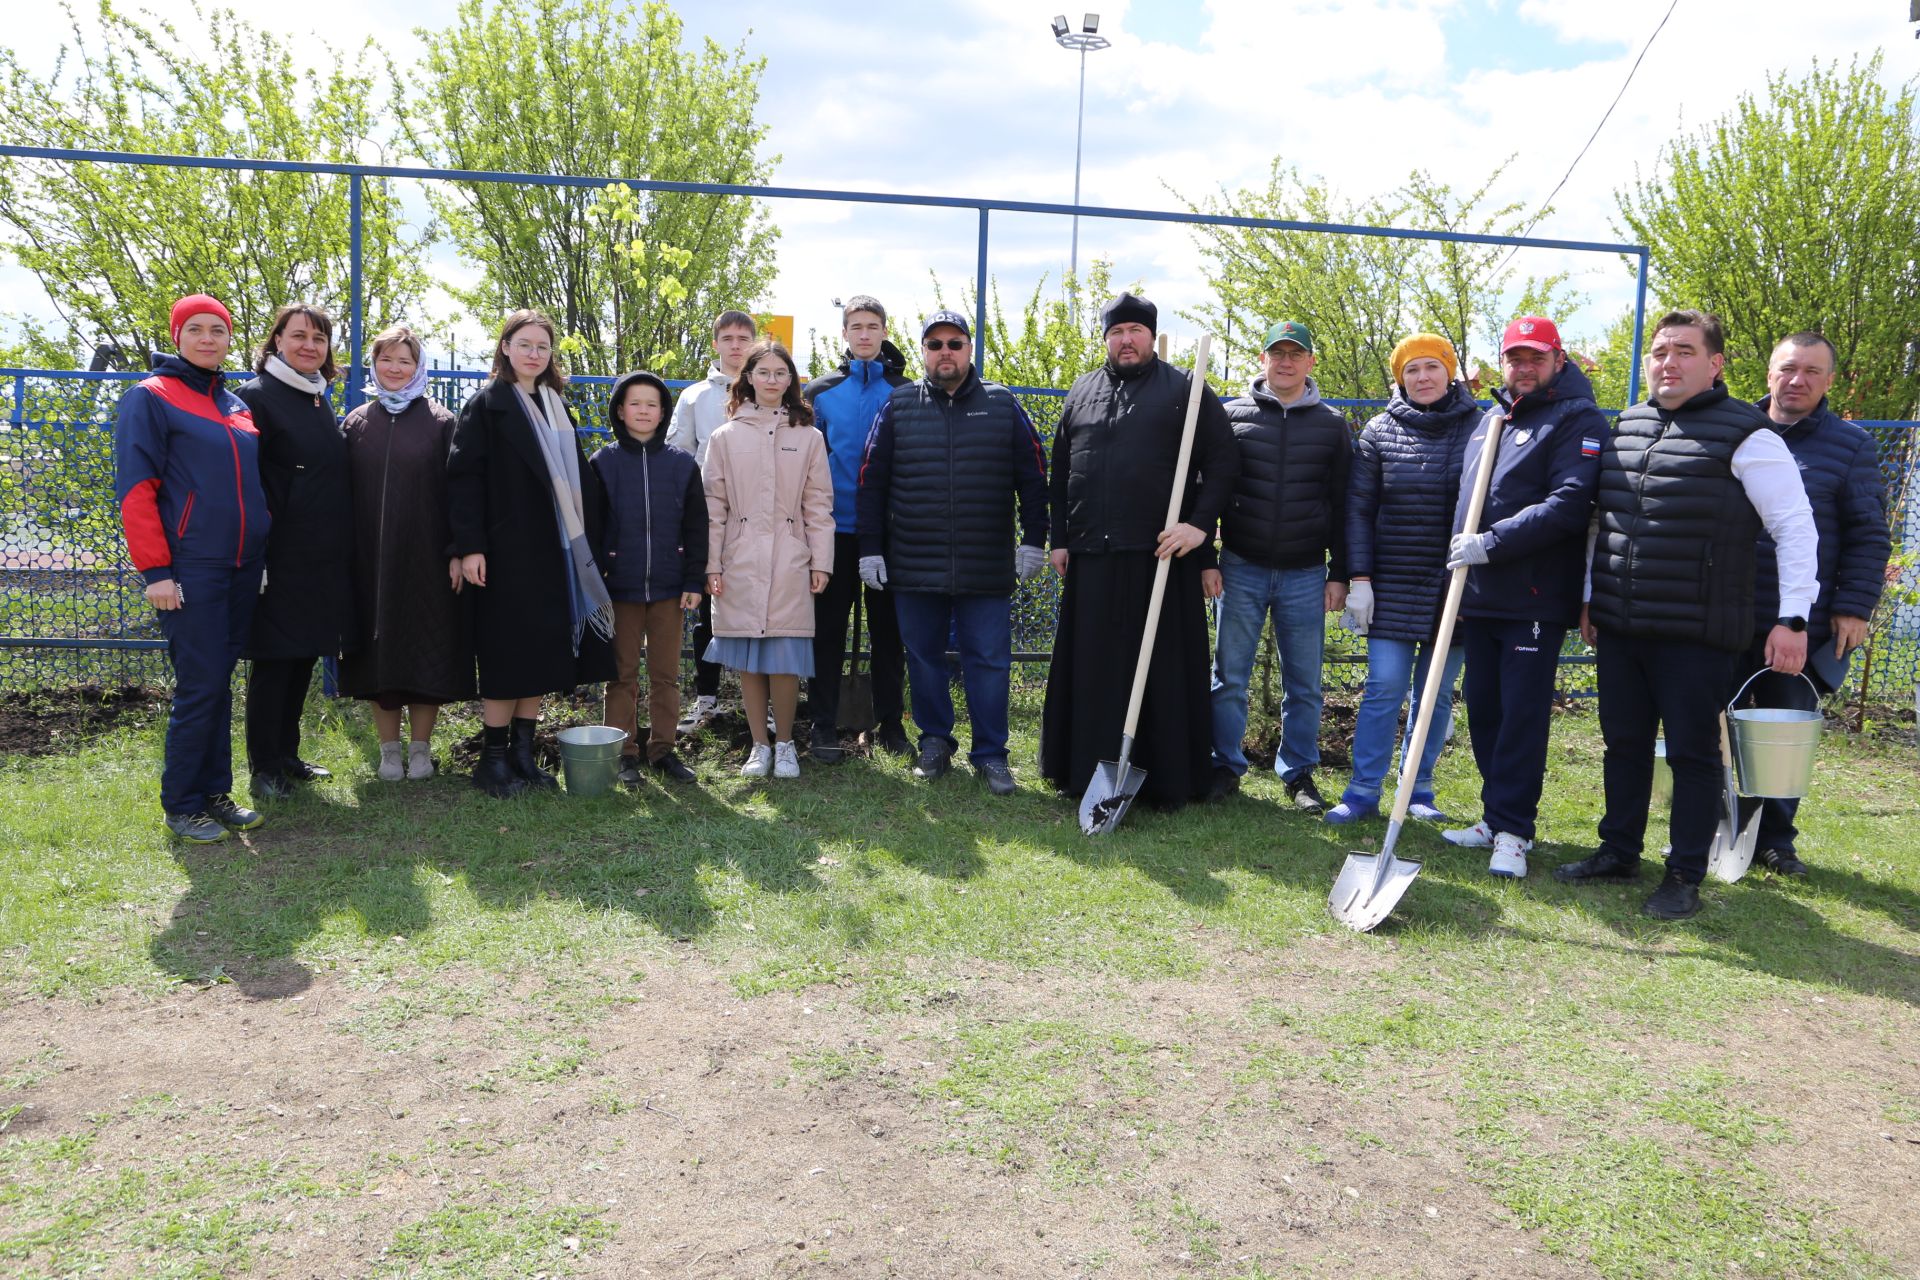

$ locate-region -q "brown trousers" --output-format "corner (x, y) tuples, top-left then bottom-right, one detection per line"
(605, 599), (684, 762)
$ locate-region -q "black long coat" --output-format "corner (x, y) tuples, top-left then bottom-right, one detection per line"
(447, 379), (614, 699)
(236, 374), (355, 661)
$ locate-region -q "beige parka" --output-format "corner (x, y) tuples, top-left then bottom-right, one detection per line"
(703, 402), (835, 638)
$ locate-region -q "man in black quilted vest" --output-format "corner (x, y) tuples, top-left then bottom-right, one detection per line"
(855, 310), (1050, 794)
(1560, 310), (1818, 920)
(1733, 331), (1890, 876)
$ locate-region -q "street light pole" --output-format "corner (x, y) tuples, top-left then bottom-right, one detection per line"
(1051, 15), (1110, 307)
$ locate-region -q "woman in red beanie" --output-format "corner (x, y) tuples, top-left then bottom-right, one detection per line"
(113, 294), (273, 841)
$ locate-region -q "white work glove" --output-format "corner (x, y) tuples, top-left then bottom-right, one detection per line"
(1014, 544), (1046, 581)
(859, 555), (888, 591)
(1342, 579), (1374, 635)
(1447, 532), (1490, 570)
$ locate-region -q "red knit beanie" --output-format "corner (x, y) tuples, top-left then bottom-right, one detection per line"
(169, 294), (234, 346)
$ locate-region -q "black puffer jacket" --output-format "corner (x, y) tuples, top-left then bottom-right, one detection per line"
(1219, 376), (1352, 578)
(1748, 396), (1889, 637)
(1346, 381), (1478, 643)
(1049, 356), (1238, 560)
(237, 374), (355, 660)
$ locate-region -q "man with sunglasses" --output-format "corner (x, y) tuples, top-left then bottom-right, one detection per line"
(855, 311), (1049, 793)
(1039, 292), (1239, 811)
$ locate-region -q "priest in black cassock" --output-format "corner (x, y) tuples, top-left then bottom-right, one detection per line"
(1039, 293), (1239, 810)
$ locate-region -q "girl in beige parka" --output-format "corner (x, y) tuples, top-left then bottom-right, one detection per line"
(702, 341), (834, 778)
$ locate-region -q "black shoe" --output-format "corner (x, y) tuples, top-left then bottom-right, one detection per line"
(283, 758), (331, 782)
(911, 738), (953, 781)
(508, 717), (557, 790)
(1285, 773), (1326, 813)
(975, 759), (1017, 797)
(206, 794), (264, 831)
(472, 744), (527, 798)
(876, 720), (912, 758)
(164, 811), (228, 843)
(1642, 871), (1702, 920)
(616, 756), (643, 786)
(1553, 849), (1645, 884)
(1758, 847), (1808, 877)
(1209, 766), (1240, 801)
(809, 723), (845, 765)
(650, 751), (698, 784)
(251, 772), (294, 801)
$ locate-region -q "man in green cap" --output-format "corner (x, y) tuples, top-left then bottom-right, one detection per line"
(1209, 320), (1352, 807)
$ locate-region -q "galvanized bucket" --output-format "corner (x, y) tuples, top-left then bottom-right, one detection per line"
(556, 725), (628, 797)
(1728, 670), (1822, 799)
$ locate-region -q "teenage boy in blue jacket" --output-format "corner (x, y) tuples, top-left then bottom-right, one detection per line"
(802, 295), (910, 762)
(1441, 317), (1603, 879)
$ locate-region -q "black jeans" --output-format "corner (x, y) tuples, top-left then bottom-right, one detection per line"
(809, 533), (904, 729)
(1595, 631), (1738, 884)
(246, 655), (317, 776)
(1461, 617), (1565, 842)
(691, 594), (720, 699)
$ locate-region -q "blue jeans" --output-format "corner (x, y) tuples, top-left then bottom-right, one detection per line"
(1345, 636), (1465, 806)
(893, 591), (1012, 765)
(1209, 551), (1326, 782)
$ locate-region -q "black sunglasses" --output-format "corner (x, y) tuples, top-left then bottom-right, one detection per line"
(923, 337), (968, 351)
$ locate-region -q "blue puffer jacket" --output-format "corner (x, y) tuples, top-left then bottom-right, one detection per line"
(590, 377), (707, 604)
(1748, 396), (1889, 637)
(803, 340), (909, 533)
(1347, 381), (1479, 643)
(1453, 361), (1604, 626)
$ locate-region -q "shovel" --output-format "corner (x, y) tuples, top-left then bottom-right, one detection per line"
(1080, 333), (1214, 836)
(1329, 405), (1505, 931)
(1705, 713), (1761, 884)
(837, 588), (875, 733)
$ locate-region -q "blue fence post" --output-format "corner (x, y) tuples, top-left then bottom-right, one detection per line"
(974, 208), (990, 371)
(347, 173), (365, 412)
(1627, 248), (1649, 406)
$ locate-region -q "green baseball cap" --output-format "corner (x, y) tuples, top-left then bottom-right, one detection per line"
(1262, 320), (1314, 353)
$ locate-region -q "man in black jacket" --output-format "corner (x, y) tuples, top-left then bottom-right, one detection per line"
(1563, 310), (1817, 920)
(856, 311), (1049, 794)
(1209, 320), (1351, 810)
(1733, 331), (1890, 876)
(1440, 317), (1602, 879)
(1039, 293), (1239, 810)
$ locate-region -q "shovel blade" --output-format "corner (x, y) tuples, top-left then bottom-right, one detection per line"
(1329, 849), (1422, 933)
(1708, 808), (1763, 884)
(1079, 759), (1147, 835)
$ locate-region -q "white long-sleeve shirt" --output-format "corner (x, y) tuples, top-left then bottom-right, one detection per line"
(1583, 426), (1818, 619)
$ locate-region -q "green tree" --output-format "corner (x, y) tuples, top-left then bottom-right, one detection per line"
(0, 2), (430, 363)
(1615, 55), (1920, 419)
(401, 0), (780, 378)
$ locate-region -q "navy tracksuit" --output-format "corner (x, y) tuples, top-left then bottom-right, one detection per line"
(114, 355), (271, 815)
(1452, 363), (1603, 841)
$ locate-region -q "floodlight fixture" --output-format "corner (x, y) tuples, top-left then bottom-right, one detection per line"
(1051, 15), (1069, 37)
(1083, 13), (1100, 33)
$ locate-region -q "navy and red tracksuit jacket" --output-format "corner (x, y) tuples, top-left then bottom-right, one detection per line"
(114, 354), (271, 584)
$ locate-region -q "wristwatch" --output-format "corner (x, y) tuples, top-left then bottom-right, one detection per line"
(1776, 615), (1806, 632)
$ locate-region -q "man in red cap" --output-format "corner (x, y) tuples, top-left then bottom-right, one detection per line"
(1439, 316), (1603, 879)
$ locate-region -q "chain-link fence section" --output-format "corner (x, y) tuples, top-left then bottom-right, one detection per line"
(5, 369), (1916, 708)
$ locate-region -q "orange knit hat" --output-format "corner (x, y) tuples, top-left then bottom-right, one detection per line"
(1390, 333), (1458, 386)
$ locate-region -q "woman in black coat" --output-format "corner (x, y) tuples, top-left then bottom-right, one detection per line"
(448, 310), (615, 796)
(237, 303), (354, 799)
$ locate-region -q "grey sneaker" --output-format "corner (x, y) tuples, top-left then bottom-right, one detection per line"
(165, 811), (228, 843)
(406, 742), (435, 780)
(206, 794), (264, 831)
(1285, 774), (1326, 813)
(377, 741), (404, 782)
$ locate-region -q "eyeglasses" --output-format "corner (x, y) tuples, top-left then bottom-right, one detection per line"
(507, 342), (551, 356)
(751, 366), (789, 380)
(924, 338), (968, 351)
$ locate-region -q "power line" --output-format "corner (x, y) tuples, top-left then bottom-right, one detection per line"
(1489, 0), (1682, 282)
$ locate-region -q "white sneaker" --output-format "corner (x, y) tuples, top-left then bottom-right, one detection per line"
(1488, 831), (1533, 879)
(407, 742), (434, 780)
(740, 743), (773, 778)
(680, 694), (719, 732)
(377, 741), (404, 782)
(773, 740), (800, 778)
(1443, 820), (1493, 848)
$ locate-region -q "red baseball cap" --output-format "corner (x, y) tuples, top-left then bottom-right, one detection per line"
(1500, 315), (1562, 354)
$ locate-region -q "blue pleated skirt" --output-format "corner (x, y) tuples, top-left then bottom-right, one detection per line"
(704, 635), (815, 677)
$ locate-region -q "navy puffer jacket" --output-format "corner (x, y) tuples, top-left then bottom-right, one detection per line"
(1347, 381), (1479, 643)
(590, 373), (707, 603)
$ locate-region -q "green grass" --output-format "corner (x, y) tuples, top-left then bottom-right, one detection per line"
(3, 693), (1918, 1277)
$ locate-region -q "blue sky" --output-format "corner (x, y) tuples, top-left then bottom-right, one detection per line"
(4, 0), (1916, 376)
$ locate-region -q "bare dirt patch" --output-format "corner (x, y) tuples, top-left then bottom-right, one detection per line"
(0, 683), (166, 756)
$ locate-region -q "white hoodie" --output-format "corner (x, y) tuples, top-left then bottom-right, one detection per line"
(666, 364), (733, 467)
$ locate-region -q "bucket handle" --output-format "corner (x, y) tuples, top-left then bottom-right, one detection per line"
(1726, 667), (1821, 716)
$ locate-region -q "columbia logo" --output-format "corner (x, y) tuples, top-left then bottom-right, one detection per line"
(966, 410), (990, 417)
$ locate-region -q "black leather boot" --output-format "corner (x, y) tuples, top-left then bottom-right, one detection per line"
(509, 716), (557, 789)
(473, 724), (526, 798)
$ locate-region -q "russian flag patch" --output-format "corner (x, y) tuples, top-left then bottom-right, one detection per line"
(1581, 437), (1601, 456)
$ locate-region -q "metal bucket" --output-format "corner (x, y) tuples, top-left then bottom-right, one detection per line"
(1651, 737), (1672, 811)
(1728, 670), (1822, 799)
(556, 725), (627, 797)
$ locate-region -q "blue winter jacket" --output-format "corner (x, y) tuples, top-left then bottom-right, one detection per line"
(803, 340), (909, 533)
(1748, 396), (1888, 638)
(1452, 361), (1605, 626)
